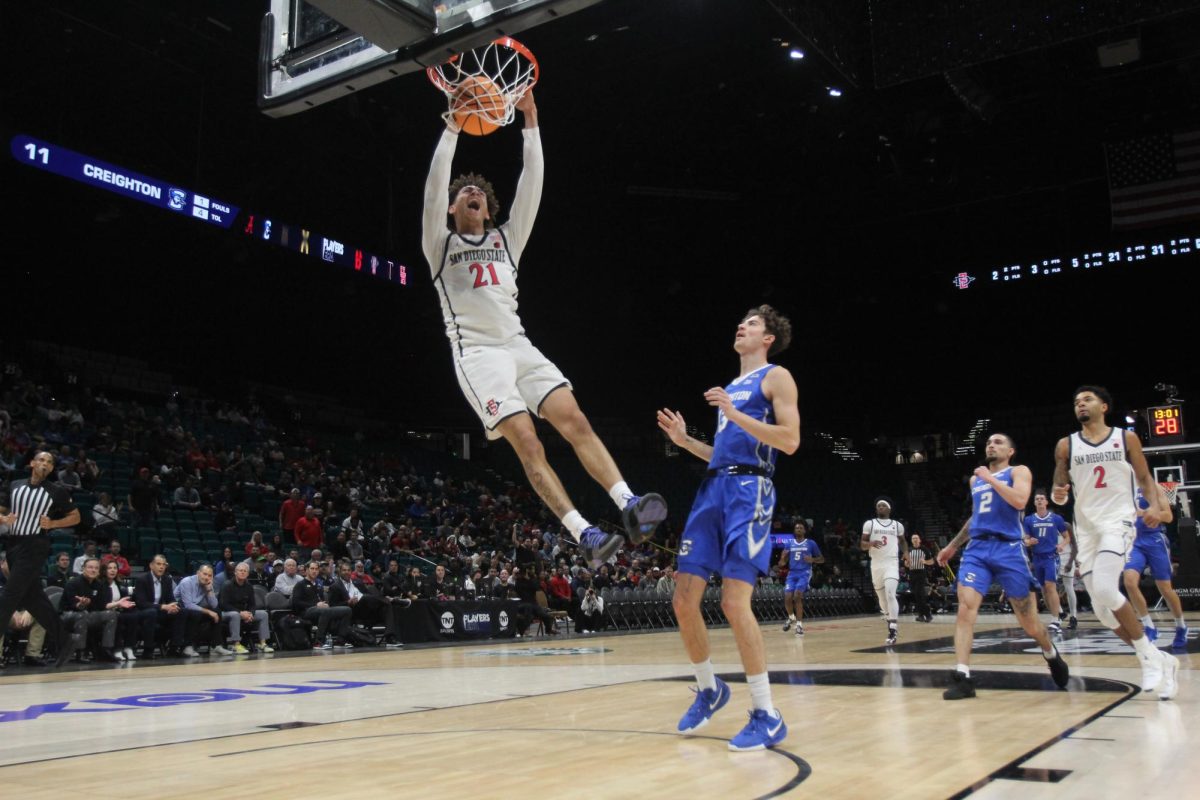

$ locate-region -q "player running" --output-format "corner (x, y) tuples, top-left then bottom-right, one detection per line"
(779, 520), (824, 636)
(1123, 486), (1187, 649)
(862, 498), (906, 645)
(1022, 489), (1071, 635)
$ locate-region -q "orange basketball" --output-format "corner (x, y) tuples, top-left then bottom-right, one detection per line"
(452, 76), (506, 136)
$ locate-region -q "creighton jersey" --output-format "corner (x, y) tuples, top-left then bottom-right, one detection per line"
(787, 538), (821, 575)
(709, 365), (778, 474)
(970, 467), (1022, 540)
(1068, 428), (1136, 535)
(864, 519), (902, 560)
(1023, 512), (1067, 557)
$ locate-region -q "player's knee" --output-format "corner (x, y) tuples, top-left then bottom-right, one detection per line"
(556, 409), (594, 444)
(1122, 570), (1139, 590)
(510, 428), (545, 463)
(1095, 603), (1119, 629)
(1090, 581), (1125, 613)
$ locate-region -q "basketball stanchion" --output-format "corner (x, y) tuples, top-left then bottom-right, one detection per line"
(427, 37), (539, 136)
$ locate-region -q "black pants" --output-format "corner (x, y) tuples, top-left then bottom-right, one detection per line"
(304, 605), (351, 641)
(348, 596), (398, 638)
(135, 607), (187, 652)
(183, 609), (224, 648)
(0, 537), (66, 652)
(910, 570), (929, 618)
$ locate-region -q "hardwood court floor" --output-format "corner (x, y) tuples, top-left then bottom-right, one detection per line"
(0, 614), (1194, 798)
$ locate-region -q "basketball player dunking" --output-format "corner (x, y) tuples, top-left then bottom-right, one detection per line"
(1053, 386), (1179, 699)
(657, 305), (799, 751)
(1123, 487), (1188, 649)
(421, 89), (666, 565)
(861, 498), (907, 645)
(937, 433), (1069, 699)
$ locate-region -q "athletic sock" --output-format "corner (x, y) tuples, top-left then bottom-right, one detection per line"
(561, 510), (589, 541)
(788, 614), (796, 621)
(1141, 614), (1155, 630)
(1175, 617), (1187, 628)
(693, 659), (717, 692)
(608, 481), (635, 509)
(1042, 643), (1058, 659)
(957, 663), (971, 678)
(1131, 635), (1160, 660)
(746, 672), (774, 712)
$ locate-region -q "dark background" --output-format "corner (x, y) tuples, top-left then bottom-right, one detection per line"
(3, 0), (1198, 445)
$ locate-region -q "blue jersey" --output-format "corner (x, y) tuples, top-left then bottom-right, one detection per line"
(970, 467), (1023, 541)
(1135, 490), (1165, 539)
(786, 538), (822, 576)
(709, 364), (778, 475)
(1022, 512), (1067, 557)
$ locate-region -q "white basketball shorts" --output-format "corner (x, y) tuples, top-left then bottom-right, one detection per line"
(452, 335), (570, 440)
(871, 559), (899, 591)
(1074, 522), (1134, 577)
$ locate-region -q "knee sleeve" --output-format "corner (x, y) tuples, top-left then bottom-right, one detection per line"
(1082, 571), (1121, 629)
(875, 586), (889, 615)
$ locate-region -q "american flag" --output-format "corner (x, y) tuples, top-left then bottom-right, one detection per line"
(1106, 129), (1200, 230)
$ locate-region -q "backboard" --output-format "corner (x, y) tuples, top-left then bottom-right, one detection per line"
(259, 0), (602, 117)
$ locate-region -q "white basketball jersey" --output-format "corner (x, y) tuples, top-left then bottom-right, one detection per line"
(1068, 428), (1136, 536)
(433, 228), (524, 349)
(864, 519), (903, 560)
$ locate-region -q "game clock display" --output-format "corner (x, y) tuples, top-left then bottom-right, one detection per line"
(1146, 404), (1185, 445)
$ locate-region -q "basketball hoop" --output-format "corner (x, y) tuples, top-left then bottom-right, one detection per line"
(1161, 481), (1179, 506)
(427, 37), (539, 135)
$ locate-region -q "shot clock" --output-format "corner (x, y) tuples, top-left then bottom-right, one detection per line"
(1146, 404), (1185, 445)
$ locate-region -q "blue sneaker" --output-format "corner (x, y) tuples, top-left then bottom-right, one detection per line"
(1172, 626), (1189, 650)
(579, 526), (624, 568)
(677, 677), (731, 733)
(728, 708), (788, 751)
(621, 493), (668, 545)
(1145, 626), (1158, 643)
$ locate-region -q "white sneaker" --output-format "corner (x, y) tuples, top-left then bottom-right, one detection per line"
(212, 645), (233, 656)
(123, 648), (137, 661)
(182, 646), (199, 658)
(1159, 651), (1180, 701)
(1139, 650), (1164, 693)
(113, 650), (126, 661)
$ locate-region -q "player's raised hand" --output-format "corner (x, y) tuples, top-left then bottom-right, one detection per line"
(656, 408), (689, 447)
(515, 86), (537, 127)
(1051, 485), (1070, 505)
(973, 466), (993, 484)
(704, 387), (734, 414)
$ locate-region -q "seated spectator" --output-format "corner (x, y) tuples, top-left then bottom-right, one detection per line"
(509, 567), (559, 635)
(173, 478), (202, 509)
(591, 564), (613, 591)
(547, 566), (573, 612)
(61, 558), (119, 662)
(244, 530), (268, 558)
(100, 560), (138, 660)
(402, 566), (425, 600)
(422, 564), (458, 600)
(578, 586), (606, 633)
(328, 560), (403, 647)
(272, 559), (303, 597)
(100, 539), (131, 578)
(248, 556), (271, 588)
(345, 533), (365, 563)
(91, 493), (120, 540)
(173, 564), (232, 657)
(351, 560), (374, 586)
(46, 552), (72, 588)
(291, 561), (352, 649)
(380, 560), (406, 600)
(75, 448), (101, 489)
(218, 562), (273, 654)
(656, 566), (677, 597)
(131, 554), (184, 659)
(57, 462), (82, 491)
(213, 546), (236, 578)
(342, 508), (365, 538)
(127, 467), (160, 527)
(215, 502), (238, 532)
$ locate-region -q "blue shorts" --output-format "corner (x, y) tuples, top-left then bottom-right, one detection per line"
(678, 474), (774, 584)
(958, 537), (1038, 599)
(1031, 553), (1058, 585)
(1126, 533), (1173, 582)
(785, 572), (811, 593)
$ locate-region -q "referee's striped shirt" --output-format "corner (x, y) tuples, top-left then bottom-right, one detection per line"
(905, 547), (927, 571)
(6, 479), (74, 537)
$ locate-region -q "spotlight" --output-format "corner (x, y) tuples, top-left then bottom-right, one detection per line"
(827, 87), (842, 97)
(789, 49), (805, 60)
(1125, 415), (1136, 425)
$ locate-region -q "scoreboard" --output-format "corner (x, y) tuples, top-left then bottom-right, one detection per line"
(1146, 404), (1186, 446)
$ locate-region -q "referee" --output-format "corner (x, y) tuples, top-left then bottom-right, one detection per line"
(0, 451), (80, 667)
(905, 533), (934, 623)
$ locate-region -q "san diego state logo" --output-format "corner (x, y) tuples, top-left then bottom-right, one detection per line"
(486, 398), (500, 416)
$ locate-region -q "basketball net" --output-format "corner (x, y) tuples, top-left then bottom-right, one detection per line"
(427, 37), (539, 129)
(1161, 481), (1179, 506)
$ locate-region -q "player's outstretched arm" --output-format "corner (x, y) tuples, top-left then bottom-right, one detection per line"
(421, 123), (461, 267)
(937, 519), (971, 566)
(504, 88), (543, 258)
(1051, 437), (1071, 505)
(705, 366), (800, 455)
(657, 408), (713, 463)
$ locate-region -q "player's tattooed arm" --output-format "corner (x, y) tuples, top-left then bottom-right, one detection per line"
(937, 519), (971, 565)
(1051, 437), (1071, 505)
(656, 408), (714, 462)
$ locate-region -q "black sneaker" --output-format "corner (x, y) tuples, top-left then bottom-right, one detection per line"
(621, 493), (668, 545)
(943, 671), (976, 700)
(22, 654), (49, 667)
(580, 526), (625, 568)
(782, 619), (793, 632)
(1046, 651), (1070, 689)
(1069, 616), (1078, 630)
(885, 627), (898, 646)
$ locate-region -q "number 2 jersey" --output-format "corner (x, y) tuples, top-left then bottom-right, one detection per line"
(969, 467), (1022, 541)
(1067, 428), (1136, 536)
(421, 127), (544, 351)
